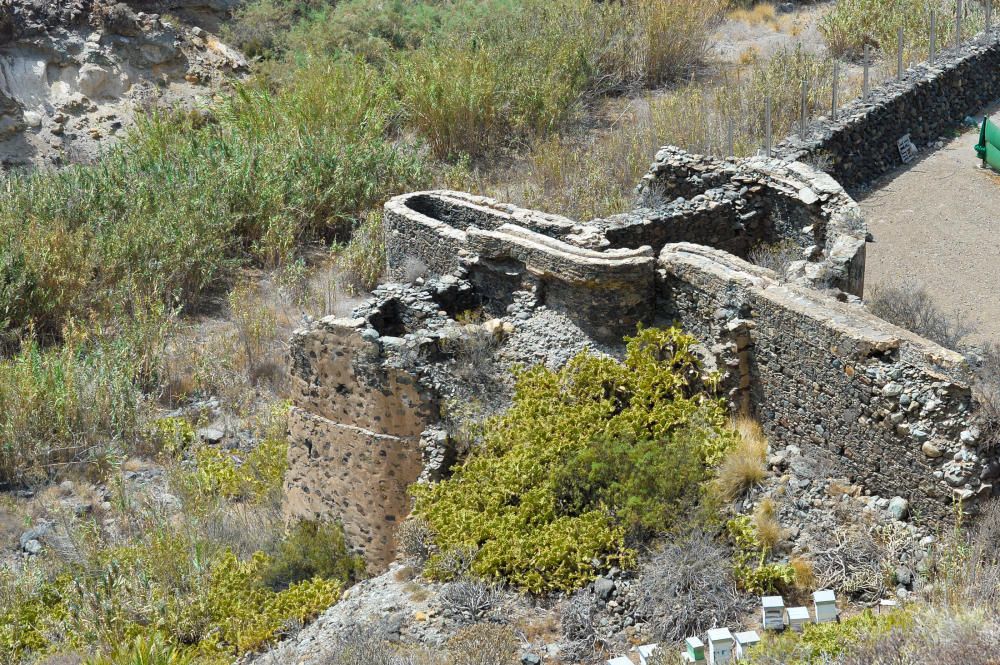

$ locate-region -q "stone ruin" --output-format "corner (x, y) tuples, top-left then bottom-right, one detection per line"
(281, 145), (998, 568)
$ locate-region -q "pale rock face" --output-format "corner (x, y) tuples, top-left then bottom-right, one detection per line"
(0, 0), (248, 169)
(76, 62), (122, 99)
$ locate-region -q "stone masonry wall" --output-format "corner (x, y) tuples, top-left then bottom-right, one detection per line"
(285, 317), (439, 568)
(657, 243), (994, 519)
(625, 148), (868, 296)
(775, 30), (1000, 192)
(383, 190), (592, 280)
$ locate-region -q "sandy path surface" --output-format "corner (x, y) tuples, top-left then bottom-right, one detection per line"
(859, 118), (1000, 345)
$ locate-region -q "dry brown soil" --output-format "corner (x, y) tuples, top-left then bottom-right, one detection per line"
(859, 116), (1000, 346)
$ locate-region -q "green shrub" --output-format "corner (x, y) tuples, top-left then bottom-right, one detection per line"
(281, 0), (521, 62)
(85, 632), (196, 665)
(0, 57), (427, 343)
(182, 435), (289, 504)
(0, 519), (349, 661)
(0, 307), (171, 485)
(179, 550), (340, 654)
(394, 0), (721, 160)
(262, 520), (366, 591)
(413, 327), (737, 593)
(336, 212), (387, 295)
(553, 431), (709, 540)
(224, 0), (335, 58)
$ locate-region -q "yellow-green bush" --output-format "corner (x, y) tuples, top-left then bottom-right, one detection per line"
(412, 327), (737, 593)
(263, 519), (366, 591)
(820, 0), (991, 61)
(181, 550), (340, 654)
(0, 525), (348, 663)
(184, 435), (289, 504)
(85, 632), (196, 665)
(746, 608), (913, 664)
(148, 417), (199, 457)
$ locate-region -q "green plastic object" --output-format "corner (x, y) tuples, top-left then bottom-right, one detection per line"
(987, 142), (1000, 172)
(976, 117), (1000, 160)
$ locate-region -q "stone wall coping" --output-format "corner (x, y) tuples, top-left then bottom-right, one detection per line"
(660, 242), (969, 373)
(467, 224), (654, 282)
(384, 190), (580, 237)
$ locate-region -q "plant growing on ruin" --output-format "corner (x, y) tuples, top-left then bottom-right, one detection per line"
(714, 417), (769, 500)
(727, 515), (795, 595)
(412, 326), (738, 593)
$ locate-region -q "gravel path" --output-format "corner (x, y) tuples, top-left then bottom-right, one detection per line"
(859, 116), (1000, 346)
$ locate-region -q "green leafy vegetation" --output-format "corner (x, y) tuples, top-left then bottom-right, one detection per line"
(745, 608), (913, 664)
(412, 327), (737, 593)
(820, 0), (994, 61)
(728, 514), (795, 595)
(262, 519), (367, 591)
(0, 421), (362, 663)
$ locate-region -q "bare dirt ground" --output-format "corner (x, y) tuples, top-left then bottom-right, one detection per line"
(711, 1), (832, 64)
(859, 116), (1000, 346)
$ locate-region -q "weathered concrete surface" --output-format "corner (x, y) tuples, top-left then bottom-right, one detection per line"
(285, 317), (438, 568)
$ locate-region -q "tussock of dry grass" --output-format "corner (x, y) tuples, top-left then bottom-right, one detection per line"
(715, 416), (769, 500)
(791, 555), (817, 591)
(753, 497), (784, 551)
(729, 2), (777, 26)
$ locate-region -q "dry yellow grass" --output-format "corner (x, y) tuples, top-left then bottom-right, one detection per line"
(738, 45), (760, 66)
(715, 416), (769, 500)
(791, 555), (817, 591)
(729, 2), (777, 26)
(753, 497), (784, 550)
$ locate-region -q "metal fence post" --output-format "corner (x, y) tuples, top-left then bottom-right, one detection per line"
(957, 0), (963, 46)
(931, 10), (937, 61)
(702, 97), (709, 155)
(832, 61), (839, 121)
(988, 0), (993, 33)
(765, 97), (772, 158)
(800, 79), (808, 137)
(863, 44), (871, 100)
(897, 27), (904, 79)
(727, 116), (734, 156)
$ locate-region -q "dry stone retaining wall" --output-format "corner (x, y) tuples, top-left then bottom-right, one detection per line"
(775, 30), (1000, 192)
(657, 243), (988, 519)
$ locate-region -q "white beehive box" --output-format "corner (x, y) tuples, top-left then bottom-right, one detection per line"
(682, 636), (706, 663)
(706, 627), (735, 665)
(733, 630), (761, 660)
(638, 644), (659, 665)
(813, 589), (838, 624)
(761, 595), (785, 630)
(786, 606), (811, 632)
(607, 657), (633, 665)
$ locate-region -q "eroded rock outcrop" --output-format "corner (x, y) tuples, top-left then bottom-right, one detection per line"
(0, 0), (246, 168)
